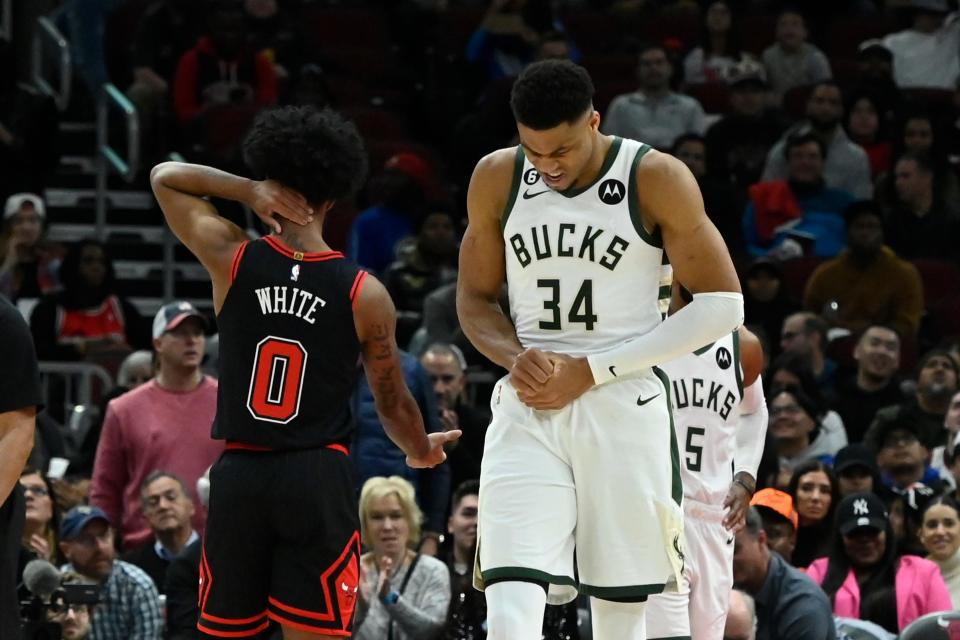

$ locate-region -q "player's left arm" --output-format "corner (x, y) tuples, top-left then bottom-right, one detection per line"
(724, 326), (769, 531)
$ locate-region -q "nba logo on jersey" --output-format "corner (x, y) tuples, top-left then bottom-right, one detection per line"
(291, 265), (300, 282)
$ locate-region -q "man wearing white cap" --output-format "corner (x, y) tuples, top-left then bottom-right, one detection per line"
(0, 192), (59, 301)
(883, 0), (960, 89)
(90, 301), (222, 549)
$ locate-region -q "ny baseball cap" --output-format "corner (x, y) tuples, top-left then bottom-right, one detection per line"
(60, 505), (110, 541)
(751, 488), (798, 529)
(4, 193), (45, 220)
(837, 492), (888, 536)
(152, 301), (208, 340)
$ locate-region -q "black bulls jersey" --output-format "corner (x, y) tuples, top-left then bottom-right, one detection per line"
(212, 236), (365, 449)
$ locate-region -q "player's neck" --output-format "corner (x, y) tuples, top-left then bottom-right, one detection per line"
(569, 133), (613, 192)
(275, 224), (330, 254)
(156, 366), (203, 392)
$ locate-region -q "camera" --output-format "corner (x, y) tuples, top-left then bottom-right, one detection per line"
(19, 560), (100, 640)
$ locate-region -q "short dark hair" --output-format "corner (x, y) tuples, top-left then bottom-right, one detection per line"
(842, 199), (884, 228)
(140, 470), (191, 500)
(243, 105), (368, 205)
(784, 131), (827, 160)
(743, 507), (764, 538)
(510, 60), (594, 130)
(451, 479), (479, 512)
(897, 150), (935, 175)
(672, 133), (706, 153)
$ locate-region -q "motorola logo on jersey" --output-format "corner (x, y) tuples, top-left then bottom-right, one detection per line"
(715, 347), (732, 370)
(598, 179), (625, 205)
(523, 168), (540, 185)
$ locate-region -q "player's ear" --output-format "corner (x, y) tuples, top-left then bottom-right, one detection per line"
(588, 109), (600, 132)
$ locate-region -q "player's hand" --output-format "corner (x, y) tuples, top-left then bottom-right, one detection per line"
(508, 348), (555, 396)
(722, 481), (752, 532)
(406, 430), (462, 468)
(516, 352), (594, 411)
(248, 179), (314, 234)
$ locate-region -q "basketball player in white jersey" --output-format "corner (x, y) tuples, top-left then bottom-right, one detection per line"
(646, 286), (768, 640)
(456, 60), (744, 639)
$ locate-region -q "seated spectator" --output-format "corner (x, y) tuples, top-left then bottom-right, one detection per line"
(672, 133), (743, 257)
(761, 7), (832, 104)
(882, 152), (960, 261)
(29, 239), (148, 362)
(355, 476), (451, 640)
(804, 201), (924, 340)
(850, 41), (903, 128)
(832, 326), (905, 443)
(767, 352), (847, 449)
(918, 495), (960, 607)
(0, 193), (61, 303)
(778, 312), (838, 393)
(787, 460), (838, 568)
(742, 258), (798, 361)
(682, 1), (745, 85)
(705, 60), (788, 195)
(347, 153), (431, 276)
(90, 301), (221, 549)
(45, 571), (93, 640)
(58, 506), (163, 639)
(866, 349), (960, 451)
(762, 82), (872, 199)
(874, 418), (947, 494)
(750, 487), (799, 564)
(732, 507), (835, 640)
(172, 0), (277, 147)
(745, 133), (856, 258)
(770, 385), (844, 472)
(878, 111), (960, 211)
(162, 471), (207, 640)
(352, 351), (449, 555)
(420, 344), (489, 489)
(835, 444), (882, 499)
(602, 43), (706, 150)
(384, 206), (458, 348)
(807, 491), (952, 633)
(882, 0), (960, 89)
(443, 480), (483, 637)
(931, 391), (960, 484)
(121, 471), (198, 594)
(18, 467), (60, 570)
(724, 589), (757, 640)
(845, 93), (893, 180)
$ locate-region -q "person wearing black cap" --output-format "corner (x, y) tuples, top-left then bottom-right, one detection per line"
(89, 300), (222, 550)
(866, 349), (960, 451)
(835, 444), (882, 498)
(803, 201), (923, 341)
(882, 0), (960, 90)
(874, 417), (948, 494)
(807, 491), (952, 633)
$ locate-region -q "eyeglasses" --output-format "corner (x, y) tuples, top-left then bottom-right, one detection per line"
(22, 485), (49, 497)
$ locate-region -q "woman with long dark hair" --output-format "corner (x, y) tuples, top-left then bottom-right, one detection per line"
(807, 491), (952, 633)
(683, 1), (744, 85)
(787, 459), (838, 568)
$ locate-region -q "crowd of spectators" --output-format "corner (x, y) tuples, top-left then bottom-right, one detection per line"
(5, 0), (960, 638)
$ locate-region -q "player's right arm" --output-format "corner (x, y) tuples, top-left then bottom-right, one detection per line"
(150, 162), (312, 312)
(456, 149), (554, 394)
(354, 275), (460, 468)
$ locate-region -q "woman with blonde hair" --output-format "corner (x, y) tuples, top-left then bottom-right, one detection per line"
(354, 475), (450, 640)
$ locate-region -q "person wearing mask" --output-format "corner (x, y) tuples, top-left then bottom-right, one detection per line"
(807, 491), (952, 634)
(917, 495), (960, 607)
(787, 460), (838, 568)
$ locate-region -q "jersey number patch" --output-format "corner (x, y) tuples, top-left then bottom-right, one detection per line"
(247, 336), (308, 424)
(537, 279), (597, 330)
(685, 426), (705, 472)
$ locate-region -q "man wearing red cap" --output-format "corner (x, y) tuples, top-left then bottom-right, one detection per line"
(90, 301), (222, 549)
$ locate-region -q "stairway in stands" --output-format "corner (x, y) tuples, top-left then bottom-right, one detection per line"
(43, 118), (214, 319)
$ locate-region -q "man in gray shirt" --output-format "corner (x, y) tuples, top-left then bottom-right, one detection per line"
(733, 507), (836, 640)
(761, 81), (872, 199)
(602, 43), (706, 150)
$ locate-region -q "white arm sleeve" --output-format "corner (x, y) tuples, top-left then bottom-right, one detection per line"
(587, 291), (744, 385)
(734, 375), (768, 479)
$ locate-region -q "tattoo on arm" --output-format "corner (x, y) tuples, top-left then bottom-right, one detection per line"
(369, 322), (398, 410)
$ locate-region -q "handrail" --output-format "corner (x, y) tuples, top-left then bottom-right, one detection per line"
(31, 16), (71, 111)
(95, 83), (140, 238)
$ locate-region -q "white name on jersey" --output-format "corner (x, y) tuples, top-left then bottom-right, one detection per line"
(508, 223), (631, 271)
(254, 286), (326, 325)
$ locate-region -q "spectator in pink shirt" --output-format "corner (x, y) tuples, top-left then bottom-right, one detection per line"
(90, 301), (222, 549)
(806, 491), (952, 633)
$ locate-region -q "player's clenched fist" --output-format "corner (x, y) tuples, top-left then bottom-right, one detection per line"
(508, 348), (555, 396)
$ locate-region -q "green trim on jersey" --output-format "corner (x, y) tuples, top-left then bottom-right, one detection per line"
(628, 144), (662, 248)
(653, 366), (683, 506)
(500, 146), (526, 232)
(480, 566), (577, 588)
(692, 342), (715, 356)
(579, 581), (667, 598)
(648, 636), (692, 640)
(558, 136), (623, 198)
(732, 329), (744, 400)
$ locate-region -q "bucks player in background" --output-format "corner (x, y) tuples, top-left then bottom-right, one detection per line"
(457, 60), (744, 639)
(646, 285), (768, 640)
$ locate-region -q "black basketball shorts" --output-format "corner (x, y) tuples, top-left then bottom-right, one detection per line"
(198, 444), (361, 637)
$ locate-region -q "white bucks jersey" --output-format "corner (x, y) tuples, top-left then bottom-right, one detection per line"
(660, 332), (744, 505)
(502, 137), (670, 356)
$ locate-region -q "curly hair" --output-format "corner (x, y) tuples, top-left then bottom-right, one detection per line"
(510, 60), (594, 130)
(242, 105), (368, 205)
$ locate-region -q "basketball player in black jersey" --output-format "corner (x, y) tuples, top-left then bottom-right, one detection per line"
(150, 106), (459, 639)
